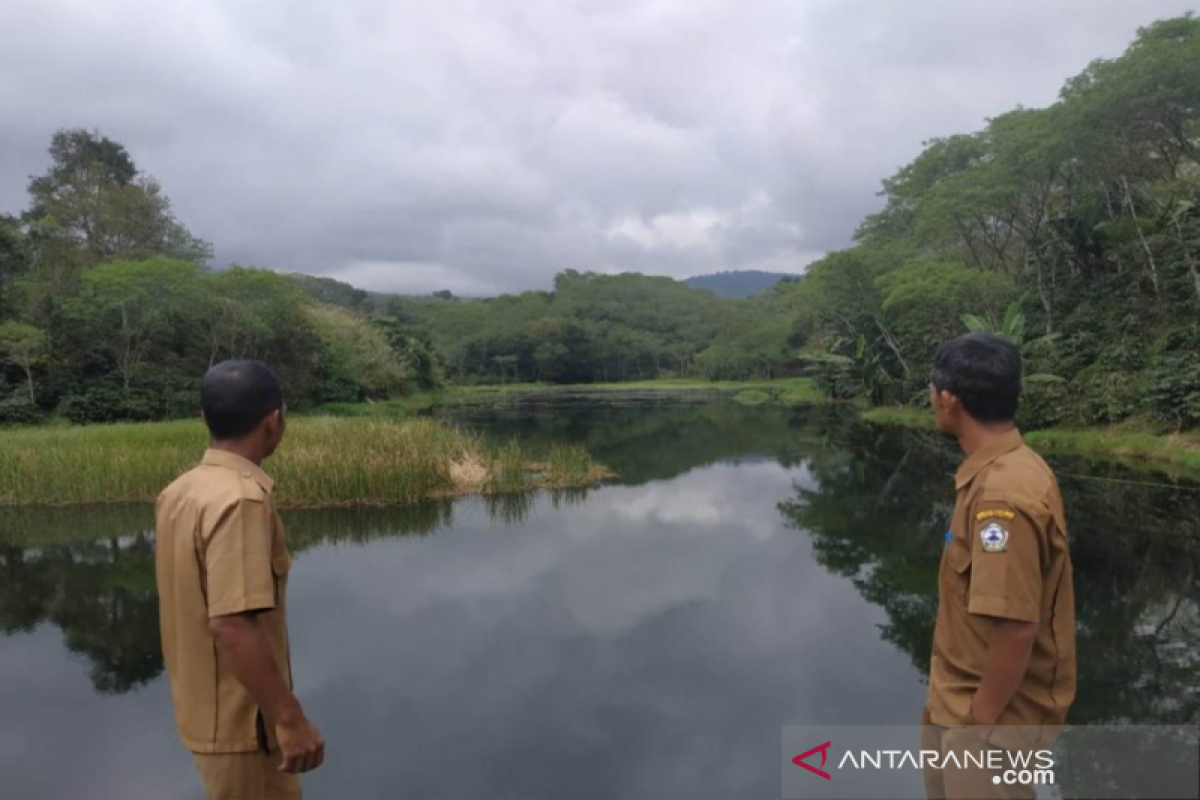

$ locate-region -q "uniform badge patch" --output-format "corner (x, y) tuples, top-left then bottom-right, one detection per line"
(980, 522), (1009, 553)
(975, 508), (1016, 522)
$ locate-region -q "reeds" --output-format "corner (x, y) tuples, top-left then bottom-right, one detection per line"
(0, 417), (611, 507)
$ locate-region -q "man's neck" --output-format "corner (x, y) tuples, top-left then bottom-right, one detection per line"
(958, 421), (1017, 458)
(208, 439), (264, 466)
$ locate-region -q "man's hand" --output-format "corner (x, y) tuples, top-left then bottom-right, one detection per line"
(208, 613), (326, 774)
(276, 713), (325, 774)
(971, 617), (1038, 726)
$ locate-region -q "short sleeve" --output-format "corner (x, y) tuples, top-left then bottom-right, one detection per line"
(204, 498), (276, 618)
(966, 501), (1043, 623)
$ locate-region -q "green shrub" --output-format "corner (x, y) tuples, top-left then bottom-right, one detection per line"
(1019, 382), (1073, 430)
(1146, 353), (1200, 429)
(0, 396), (44, 426)
(56, 385), (157, 424)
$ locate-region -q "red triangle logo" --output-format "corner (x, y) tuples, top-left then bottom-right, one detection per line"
(792, 741), (832, 780)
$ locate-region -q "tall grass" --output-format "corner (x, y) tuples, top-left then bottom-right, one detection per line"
(0, 417), (612, 507)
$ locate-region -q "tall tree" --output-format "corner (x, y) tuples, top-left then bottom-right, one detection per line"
(23, 129), (211, 290)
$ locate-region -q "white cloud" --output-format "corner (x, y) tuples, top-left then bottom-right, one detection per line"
(1, 0), (1194, 293)
(608, 209), (722, 250)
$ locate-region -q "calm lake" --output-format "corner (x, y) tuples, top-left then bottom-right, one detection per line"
(1, 402), (1197, 799)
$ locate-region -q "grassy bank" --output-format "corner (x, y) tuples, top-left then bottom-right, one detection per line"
(862, 406), (1200, 477)
(0, 417), (611, 507)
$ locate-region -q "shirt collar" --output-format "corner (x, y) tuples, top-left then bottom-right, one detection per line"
(201, 448), (275, 494)
(954, 429), (1024, 490)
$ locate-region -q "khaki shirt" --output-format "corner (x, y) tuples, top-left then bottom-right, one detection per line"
(927, 429), (1076, 729)
(155, 449), (293, 754)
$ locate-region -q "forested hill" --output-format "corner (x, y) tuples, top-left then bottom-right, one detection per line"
(1, 14), (1199, 431)
(787, 14), (1200, 430)
(682, 271), (802, 298)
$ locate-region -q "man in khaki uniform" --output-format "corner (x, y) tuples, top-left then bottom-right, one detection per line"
(922, 334), (1076, 800)
(156, 360), (324, 800)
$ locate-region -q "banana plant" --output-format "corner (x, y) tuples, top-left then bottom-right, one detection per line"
(961, 302), (1064, 384)
(801, 333), (894, 403)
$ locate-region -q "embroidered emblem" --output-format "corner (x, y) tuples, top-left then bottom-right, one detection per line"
(980, 522), (1009, 553)
(975, 508), (1016, 522)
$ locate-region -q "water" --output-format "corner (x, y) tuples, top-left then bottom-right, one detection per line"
(1, 403), (1197, 799)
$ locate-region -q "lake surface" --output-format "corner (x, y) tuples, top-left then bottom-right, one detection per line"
(1, 403), (1197, 799)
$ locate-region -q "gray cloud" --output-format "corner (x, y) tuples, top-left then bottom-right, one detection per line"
(1, 0), (1194, 294)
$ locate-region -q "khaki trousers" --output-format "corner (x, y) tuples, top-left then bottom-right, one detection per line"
(921, 710), (1034, 800)
(192, 749), (302, 800)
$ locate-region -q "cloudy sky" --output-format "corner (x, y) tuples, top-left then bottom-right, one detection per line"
(1, 0), (1195, 295)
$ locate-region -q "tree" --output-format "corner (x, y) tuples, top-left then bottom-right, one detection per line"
(67, 258), (207, 391)
(23, 129), (211, 281)
(696, 306), (792, 380)
(0, 321), (49, 402)
(791, 14), (1200, 427)
(372, 317), (442, 390)
(306, 305), (407, 402)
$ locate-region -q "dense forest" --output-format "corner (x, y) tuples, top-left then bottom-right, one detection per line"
(785, 15), (1200, 429)
(1, 14), (1198, 428)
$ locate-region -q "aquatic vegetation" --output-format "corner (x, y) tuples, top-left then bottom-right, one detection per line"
(0, 417), (611, 507)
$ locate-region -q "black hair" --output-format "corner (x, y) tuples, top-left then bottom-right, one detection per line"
(200, 360), (284, 440)
(930, 333), (1022, 422)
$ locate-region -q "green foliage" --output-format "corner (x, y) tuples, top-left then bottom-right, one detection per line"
(958, 301), (1066, 398)
(0, 396), (44, 427)
(383, 270), (759, 386)
(1145, 332), (1200, 428)
(24, 129), (211, 272)
(696, 305), (791, 380)
(796, 14), (1200, 428)
(66, 258), (207, 390)
(0, 215), (30, 318)
(815, 333), (897, 404)
(0, 321), (49, 402)
(306, 305), (407, 402)
(56, 383), (158, 424)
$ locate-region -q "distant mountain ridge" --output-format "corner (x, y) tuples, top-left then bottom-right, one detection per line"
(682, 270), (803, 299)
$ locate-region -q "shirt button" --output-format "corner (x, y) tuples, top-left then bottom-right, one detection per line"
(240, 471), (251, 478)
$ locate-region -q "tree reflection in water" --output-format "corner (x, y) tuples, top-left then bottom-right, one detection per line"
(0, 491), (571, 695)
(778, 415), (1200, 727)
